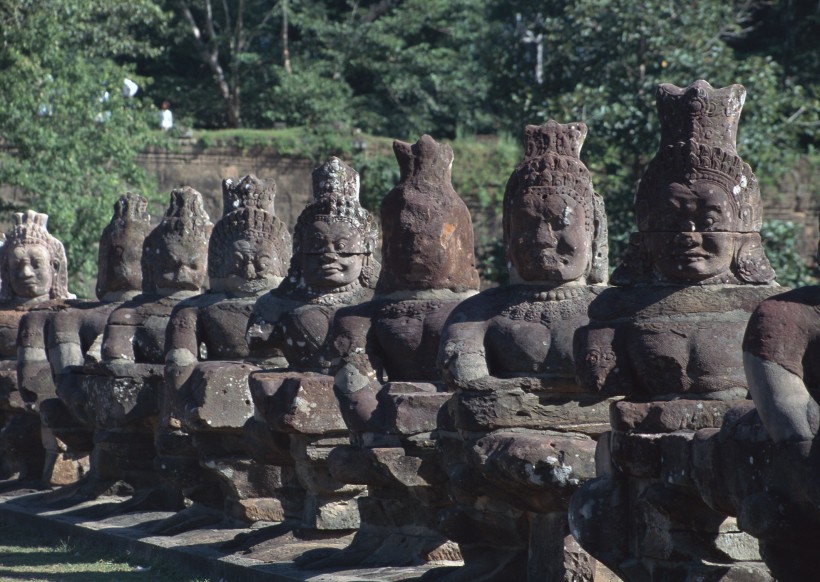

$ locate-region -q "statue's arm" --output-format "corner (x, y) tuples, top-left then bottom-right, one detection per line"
(164, 305), (200, 390)
(331, 309), (386, 431)
(745, 352), (818, 442)
(16, 310), (53, 408)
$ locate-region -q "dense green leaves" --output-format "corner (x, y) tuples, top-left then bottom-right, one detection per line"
(0, 0), (168, 296)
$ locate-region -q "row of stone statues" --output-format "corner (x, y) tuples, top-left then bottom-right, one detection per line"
(0, 79), (816, 581)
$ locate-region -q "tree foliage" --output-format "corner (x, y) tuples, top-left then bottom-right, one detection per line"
(0, 0), (168, 296)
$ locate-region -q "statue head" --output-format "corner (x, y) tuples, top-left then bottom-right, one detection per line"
(208, 175), (291, 296)
(278, 157), (379, 297)
(503, 120), (608, 286)
(0, 210), (70, 304)
(376, 135), (480, 293)
(96, 192), (152, 301)
(614, 81), (774, 286)
(142, 187), (213, 295)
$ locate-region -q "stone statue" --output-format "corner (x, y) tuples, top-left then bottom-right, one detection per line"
(317, 134), (479, 568)
(0, 210), (72, 480)
(0, 210), (73, 479)
(569, 81), (781, 580)
(162, 175), (291, 523)
(19, 193), (152, 485)
(435, 121), (611, 581)
(58, 188), (212, 490)
(689, 227), (820, 580)
(245, 157), (379, 539)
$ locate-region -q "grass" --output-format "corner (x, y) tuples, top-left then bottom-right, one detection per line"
(0, 522), (206, 582)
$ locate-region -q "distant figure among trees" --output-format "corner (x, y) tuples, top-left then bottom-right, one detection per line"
(160, 100), (173, 131)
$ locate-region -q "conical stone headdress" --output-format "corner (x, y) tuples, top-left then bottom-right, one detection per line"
(142, 187), (213, 292)
(614, 80), (774, 285)
(377, 134), (480, 293)
(503, 120), (609, 284)
(280, 157), (379, 295)
(0, 210), (71, 301)
(636, 80), (761, 233)
(208, 175), (291, 284)
(96, 192), (152, 300)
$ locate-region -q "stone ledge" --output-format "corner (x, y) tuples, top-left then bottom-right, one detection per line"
(0, 489), (458, 581)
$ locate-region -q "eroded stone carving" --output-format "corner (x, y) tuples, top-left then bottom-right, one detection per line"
(318, 135), (479, 568)
(58, 188), (212, 490)
(570, 80), (780, 581)
(0, 210), (72, 480)
(245, 157), (379, 536)
(162, 175), (292, 523)
(690, 227), (820, 580)
(23, 193), (152, 485)
(436, 121), (611, 581)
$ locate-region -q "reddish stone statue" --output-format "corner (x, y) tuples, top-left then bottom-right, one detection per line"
(162, 175), (291, 523)
(436, 121), (611, 581)
(245, 157), (379, 539)
(315, 135), (479, 569)
(0, 210), (72, 480)
(570, 81), (781, 580)
(690, 224), (820, 580)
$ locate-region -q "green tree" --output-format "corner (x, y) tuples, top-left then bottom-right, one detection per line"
(483, 0), (818, 262)
(0, 0), (168, 296)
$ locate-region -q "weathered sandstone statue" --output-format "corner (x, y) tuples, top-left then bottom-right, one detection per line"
(162, 175), (291, 523)
(245, 157), (379, 535)
(436, 121), (611, 581)
(690, 228), (820, 580)
(58, 188), (211, 490)
(569, 80), (780, 580)
(320, 135), (479, 568)
(0, 210), (72, 480)
(20, 193), (152, 485)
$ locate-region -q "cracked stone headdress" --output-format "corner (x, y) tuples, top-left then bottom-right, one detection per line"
(636, 81), (761, 233)
(614, 80), (774, 285)
(0, 210), (70, 301)
(503, 120), (609, 284)
(377, 134), (480, 293)
(96, 192), (152, 300)
(281, 157), (379, 293)
(207, 174), (291, 283)
(142, 187), (213, 292)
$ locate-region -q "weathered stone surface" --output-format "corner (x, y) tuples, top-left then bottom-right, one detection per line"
(454, 389), (613, 434)
(324, 135), (482, 570)
(435, 120), (610, 581)
(251, 372), (347, 434)
(570, 81), (775, 581)
(0, 210), (73, 480)
(57, 188), (212, 490)
(243, 157), (377, 533)
(185, 362), (257, 430)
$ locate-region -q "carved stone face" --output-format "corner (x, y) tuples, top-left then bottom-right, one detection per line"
(100, 236), (143, 294)
(301, 220), (364, 289)
(646, 181), (735, 282)
(509, 192), (590, 283)
(152, 238), (208, 292)
(213, 239), (276, 294)
(7, 243), (54, 299)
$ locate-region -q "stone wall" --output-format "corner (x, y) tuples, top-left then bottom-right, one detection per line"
(139, 143), (315, 231)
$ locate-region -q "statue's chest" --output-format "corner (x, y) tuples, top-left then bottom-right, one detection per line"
(278, 305), (335, 367)
(200, 301), (253, 359)
(372, 299), (455, 381)
(626, 314), (747, 394)
(485, 304), (587, 375)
